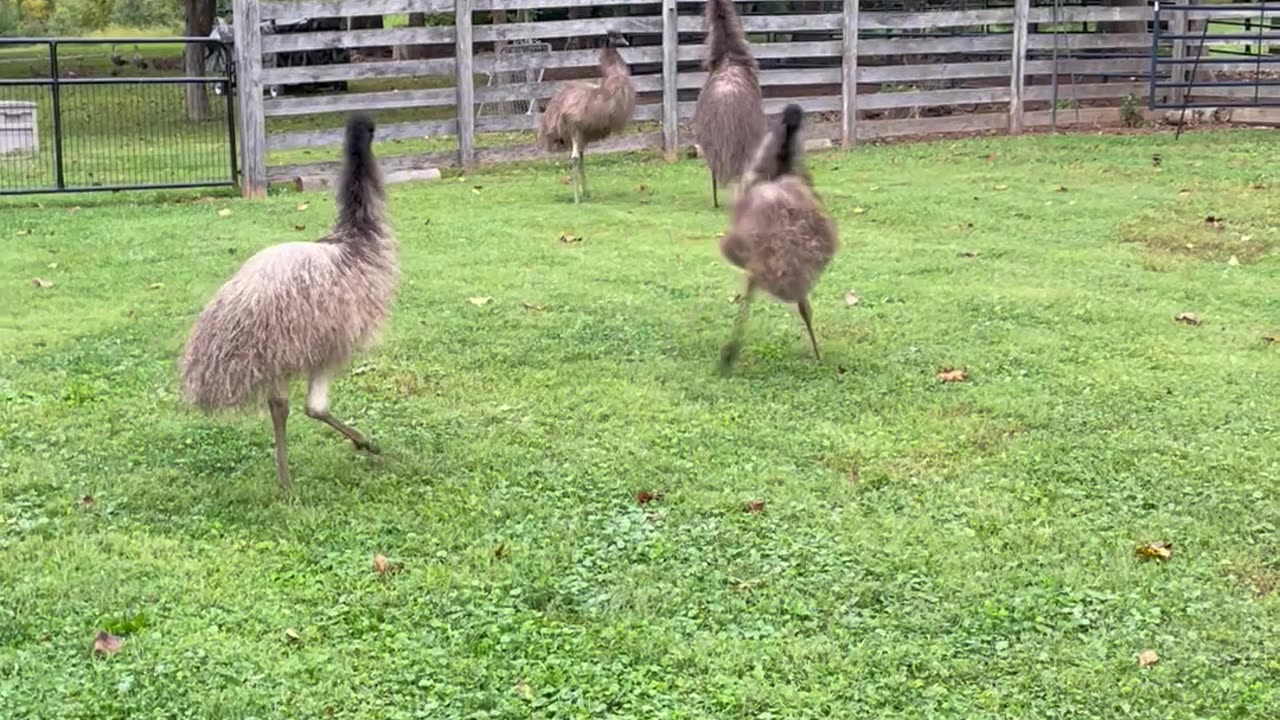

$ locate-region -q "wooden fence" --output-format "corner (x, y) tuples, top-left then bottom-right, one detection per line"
(231, 0), (1168, 198)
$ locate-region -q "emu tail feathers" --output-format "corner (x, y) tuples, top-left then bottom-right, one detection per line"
(335, 113), (386, 238)
(705, 0), (754, 71)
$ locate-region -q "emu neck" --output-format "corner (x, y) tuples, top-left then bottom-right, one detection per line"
(599, 46), (629, 78)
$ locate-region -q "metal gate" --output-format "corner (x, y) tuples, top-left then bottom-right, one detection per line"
(1151, 2), (1280, 110)
(0, 37), (236, 195)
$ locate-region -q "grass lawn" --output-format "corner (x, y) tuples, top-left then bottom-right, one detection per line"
(1, 129), (1278, 718)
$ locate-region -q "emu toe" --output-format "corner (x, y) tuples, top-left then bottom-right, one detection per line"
(354, 438), (381, 455)
(718, 341), (741, 374)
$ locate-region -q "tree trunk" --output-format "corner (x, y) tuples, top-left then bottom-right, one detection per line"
(183, 0), (216, 121)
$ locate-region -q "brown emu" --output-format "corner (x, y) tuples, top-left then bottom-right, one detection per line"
(538, 30), (636, 204)
(718, 104), (838, 373)
(180, 114), (397, 489)
(694, 0), (766, 208)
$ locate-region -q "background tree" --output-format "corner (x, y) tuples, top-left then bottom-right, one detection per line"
(181, 0), (215, 121)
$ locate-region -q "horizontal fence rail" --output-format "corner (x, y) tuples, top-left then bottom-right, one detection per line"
(227, 0), (1205, 196)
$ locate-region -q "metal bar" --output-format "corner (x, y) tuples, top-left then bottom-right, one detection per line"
(49, 41), (65, 191)
(1156, 56), (1280, 63)
(0, 181), (237, 197)
(1157, 79), (1280, 87)
(223, 47), (239, 187)
(0, 36), (225, 45)
(1149, 1), (1160, 109)
(1162, 32), (1280, 40)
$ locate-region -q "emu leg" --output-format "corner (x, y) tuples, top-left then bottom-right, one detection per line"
(719, 278), (757, 374)
(798, 297), (820, 360)
(711, 173), (719, 208)
(268, 396), (291, 490)
(305, 373), (380, 454)
(570, 139), (584, 204)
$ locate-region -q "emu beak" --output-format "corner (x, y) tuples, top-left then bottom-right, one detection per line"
(609, 32), (630, 48)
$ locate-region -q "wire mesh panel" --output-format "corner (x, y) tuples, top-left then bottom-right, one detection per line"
(0, 38), (236, 195)
(479, 40), (554, 118)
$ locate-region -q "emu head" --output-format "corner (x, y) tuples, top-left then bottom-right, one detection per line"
(605, 29), (630, 48)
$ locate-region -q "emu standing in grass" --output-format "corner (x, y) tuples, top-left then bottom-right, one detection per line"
(719, 104), (838, 373)
(694, 0), (766, 208)
(538, 30), (636, 203)
(181, 115), (397, 489)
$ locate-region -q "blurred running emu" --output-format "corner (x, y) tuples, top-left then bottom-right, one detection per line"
(693, 0), (766, 208)
(538, 29), (636, 203)
(180, 115), (398, 490)
(718, 104), (838, 373)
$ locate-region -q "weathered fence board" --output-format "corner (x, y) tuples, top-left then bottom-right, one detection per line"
(233, 0), (1172, 197)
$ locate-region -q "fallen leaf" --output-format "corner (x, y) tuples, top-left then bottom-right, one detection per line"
(217, 208), (232, 217)
(844, 290), (861, 306)
(1135, 541), (1173, 561)
(146, 283), (164, 291)
(1175, 312), (1201, 326)
(79, 495), (94, 508)
(1057, 185), (1069, 192)
(1264, 336), (1277, 345)
(92, 631), (123, 656)
(522, 302), (548, 312)
(1228, 255), (1240, 267)
(293, 224), (307, 232)
(958, 250), (981, 258)
(1251, 182), (1266, 190)
(635, 491), (664, 505)
(636, 184), (650, 193)
(558, 233), (582, 244)
(984, 153), (997, 162)
(47, 262), (57, 269)
(1240, 234), (1252, 243)
(468, 296), (492, 306)
(373, 553), (404, 575)
(937, 367), (968, 383)
(513, 679), (534, 701)
(296, 202), (309, 211)
(1178, 189), (1191, 197)
(744, 500), (765, 514)
(32, 277), (54, 289)
(994, 184), (1009, 191)
(15, 228), (30, 236)
(558, 175), (573, 184)
(284, 628), (303, 645)
(471, 185), (483, 194)
(1137, 649), (1159, 667)
(493, 543), (509, 561)
(1152, 153), (1163, 167)
(852, 206), (867, 214)
(1204, 215), (1225, 229)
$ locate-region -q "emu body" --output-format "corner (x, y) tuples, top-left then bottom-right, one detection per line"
(693, 0), (766, 208)
(719, 104), (838, 372)
(538, 30), (635, 203)
(181, 115), (396, 489)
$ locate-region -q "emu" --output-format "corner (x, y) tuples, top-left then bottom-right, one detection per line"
(693, 0), (766, 209)
(538, 30), (636, 204)
(180, 115), (397, 490)
(718, 104), (838, 373)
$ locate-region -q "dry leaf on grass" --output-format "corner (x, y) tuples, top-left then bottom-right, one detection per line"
(958, 250), (981, 258)
(92, 631), (123, 656)
(79, 495), (95, 508)
(1135, 541), (1173, 561)
(558, 233), (582, 244)
(1175, 312), (1201, 326)
(146, 283), (164, 291)
(47, 262), (58, 269)
(471, 186), (483, 194)
(852, 207), (867, 214)
(468, 296), (492, 306)
(1057, 185), (1069, 193)
(493, 543), (509, 561)
(844, 290), (861, 307)
(522, 302), (548, 312)
(217, 208), (232, 217)
(937, 367), (968, 383)
(293, 224), (307, 232)
(296, 202), (309, 211)
(1204, 215), (1225, 229)
(373, 553), (404, 575)
(1228, 255), (1240, 267)
(284, 628), (303, 645)
(1137, 649), (1159, 667)
(558, 175), (573, 184)
(635, 491), (664, 505)
(1264, 336), (1278, 345)
(513, 679), (534, 701)
(744, 500), (765, 514)
(32, 277), (54, 289)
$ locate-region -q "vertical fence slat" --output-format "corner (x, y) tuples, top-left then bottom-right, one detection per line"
(661, 0), (678, 161)
(455, 0), (476, 171)
(841, 0), (859, 147)
(233, 0), (267, 197)
(1171, 8), (1189, 106)
(1009, 0), (1030, 134)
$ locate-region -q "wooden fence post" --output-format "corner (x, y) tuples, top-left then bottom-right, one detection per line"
(232, 0), (266, 198)
(841, 0), (859, 147)
(661, 0), (679, 161)
(1009, 0), (1029, 134)
(455, 0), (476, 171)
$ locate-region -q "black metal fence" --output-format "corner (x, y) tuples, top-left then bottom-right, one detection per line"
(1151, 3), (1280, 110)
(0, 37), (236, 195)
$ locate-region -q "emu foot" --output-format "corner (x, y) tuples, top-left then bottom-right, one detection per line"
(718, 341), (741, 375)
(352, 437), (381, 455)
